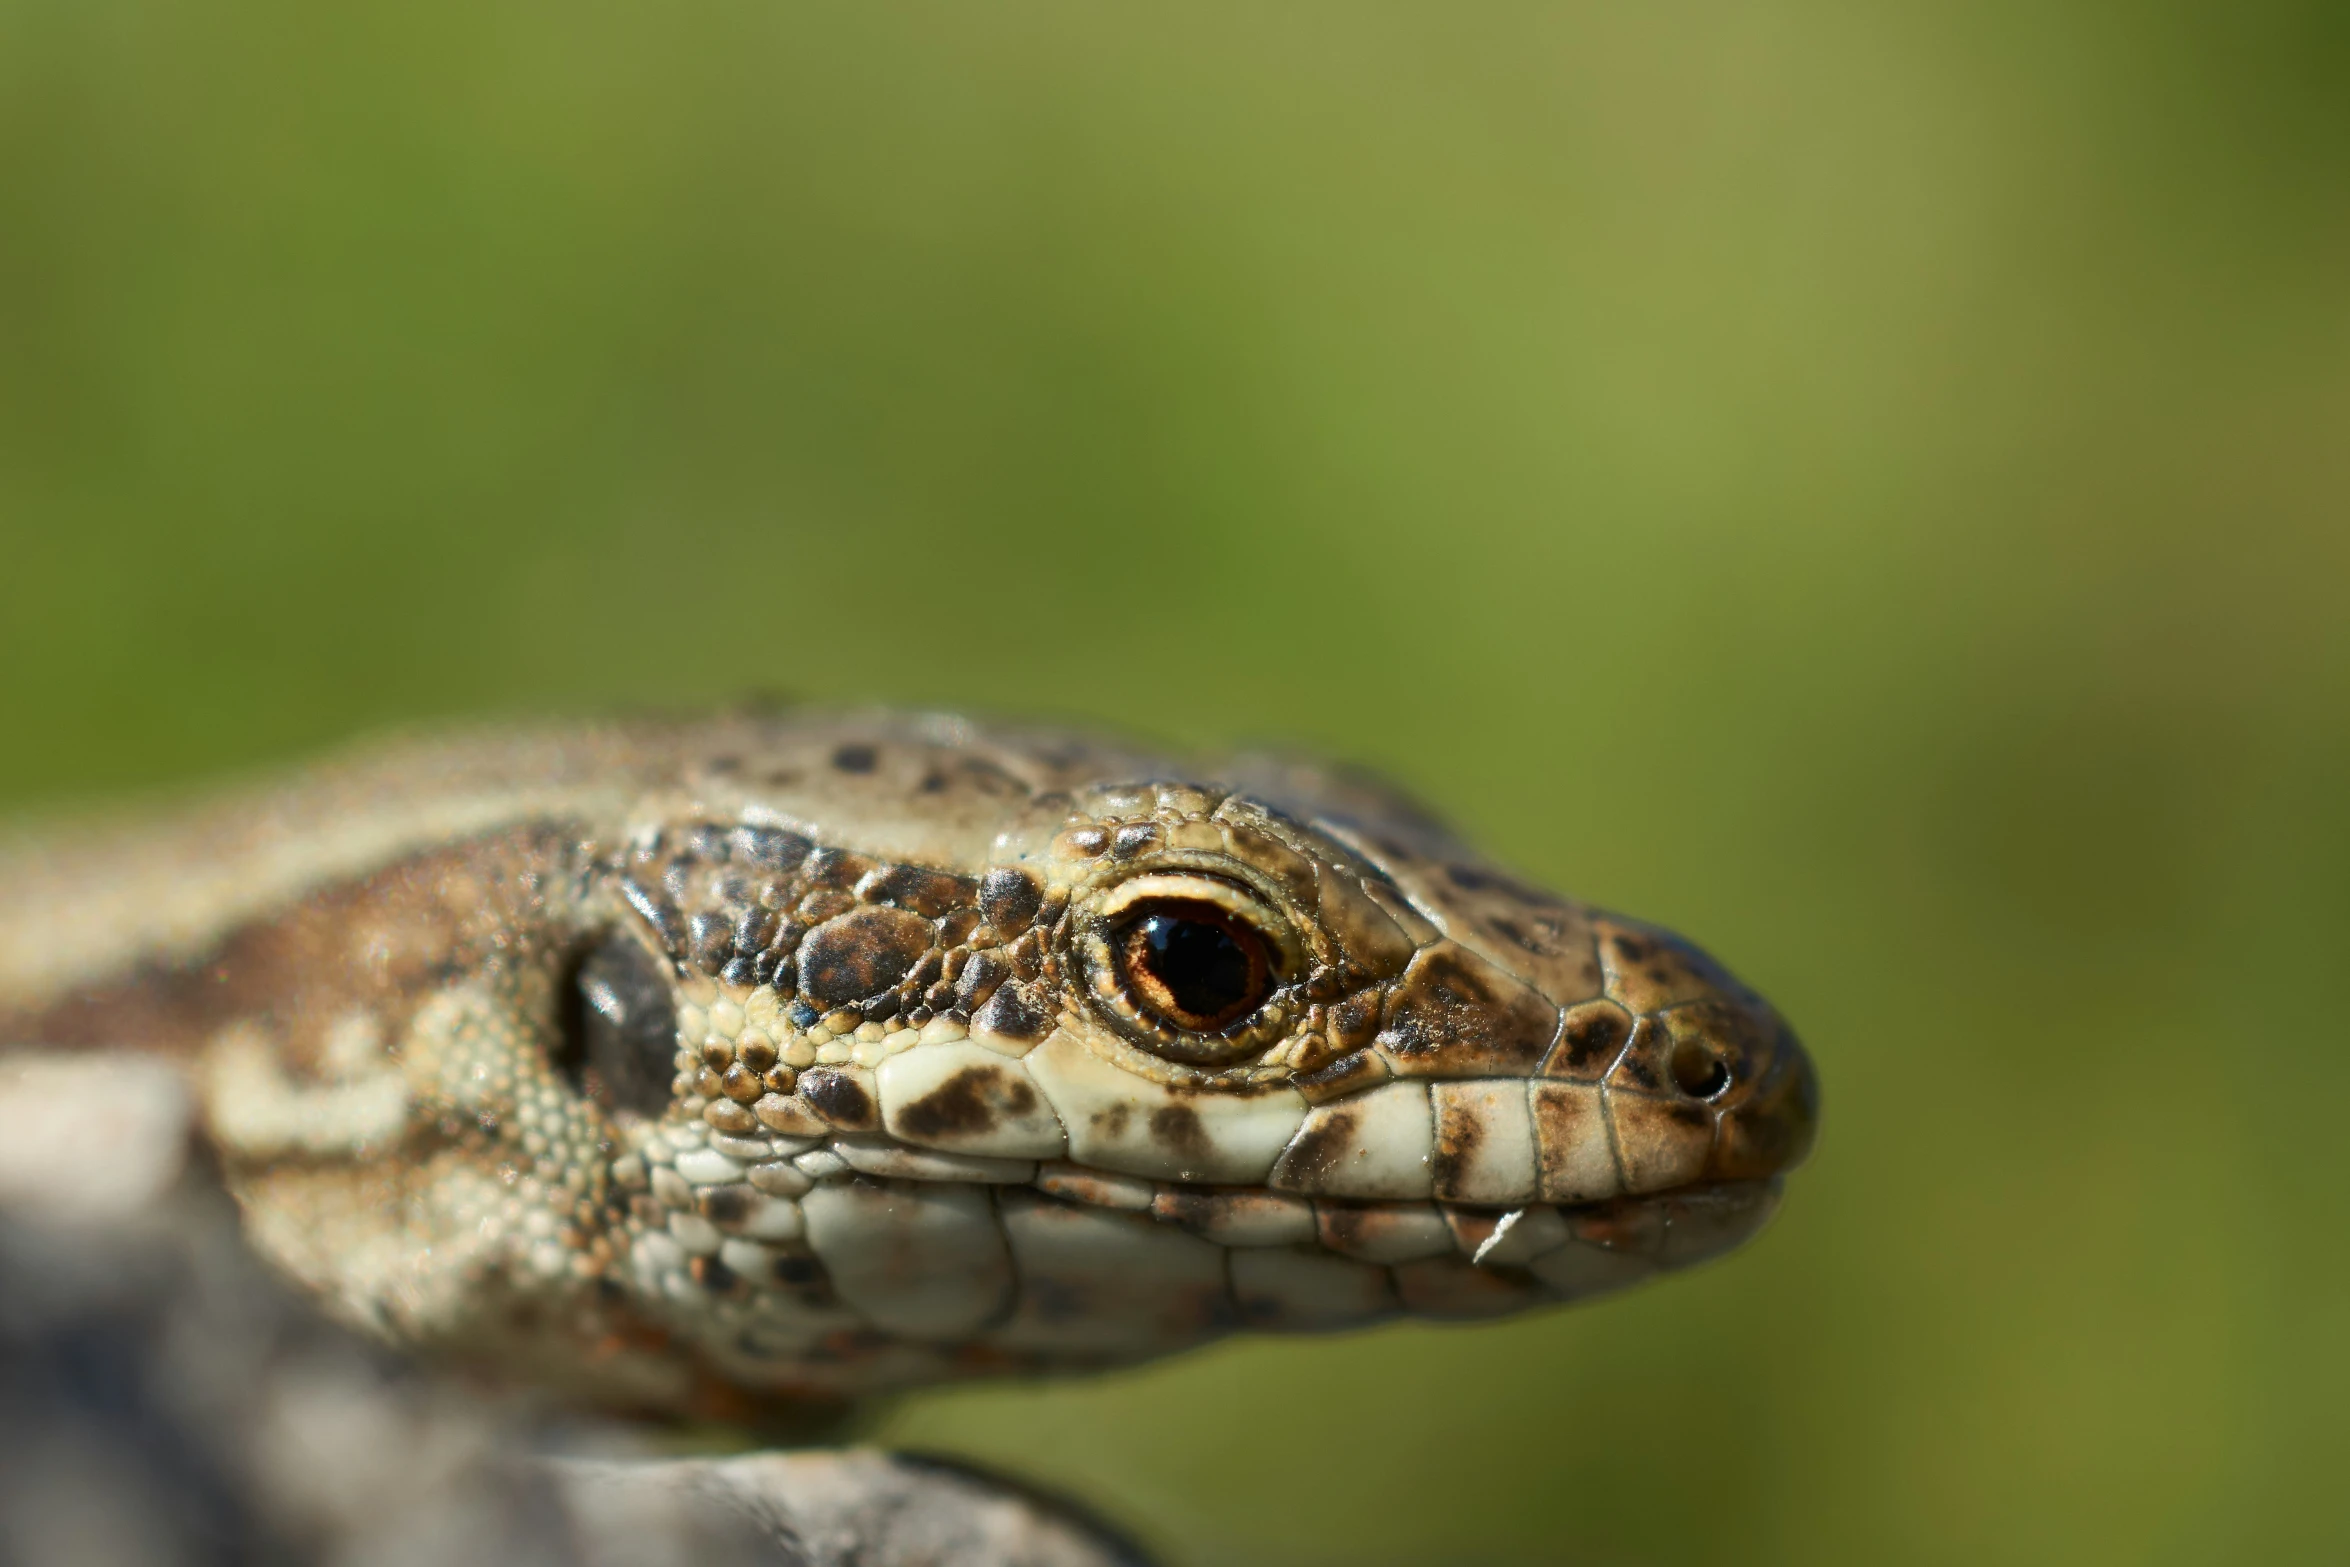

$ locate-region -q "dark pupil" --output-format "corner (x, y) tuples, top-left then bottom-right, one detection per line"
(1133, 912), (1255, 1022)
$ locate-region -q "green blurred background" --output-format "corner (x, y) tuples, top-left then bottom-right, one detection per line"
(4, 3), (2345, 1562)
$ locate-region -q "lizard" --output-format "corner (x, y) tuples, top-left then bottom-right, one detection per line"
(0, 708), (1819, 1444)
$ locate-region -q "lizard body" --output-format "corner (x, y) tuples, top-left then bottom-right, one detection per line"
(0, 711), (1817, 1426)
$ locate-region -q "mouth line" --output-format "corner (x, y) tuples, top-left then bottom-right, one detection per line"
(1500, 1178), (1785, 1267)
(1410, 1179), (1787, 1273)
(614, 1157), (1785, 1390)
(1020, 1163), (1785, 1275)
(1422, 1176), (1779, 1215)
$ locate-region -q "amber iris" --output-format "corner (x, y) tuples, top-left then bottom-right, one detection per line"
(1111, 901), (1274, 1033)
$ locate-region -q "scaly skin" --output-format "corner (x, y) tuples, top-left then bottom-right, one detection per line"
(0, 711), (1818, 1426)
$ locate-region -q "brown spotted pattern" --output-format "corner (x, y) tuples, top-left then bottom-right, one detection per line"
(0, 711), (1817, 1417)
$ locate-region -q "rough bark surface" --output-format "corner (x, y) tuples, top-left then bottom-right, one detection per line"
(0, 1055), (1153, 1567)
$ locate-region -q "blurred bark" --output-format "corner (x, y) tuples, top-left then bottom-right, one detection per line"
(0, 1054), (1153, 1567)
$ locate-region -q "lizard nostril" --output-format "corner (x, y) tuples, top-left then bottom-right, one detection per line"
(1669, 1037), (1731, 1100)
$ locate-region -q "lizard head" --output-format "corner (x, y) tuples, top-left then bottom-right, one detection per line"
(181, 717), (1815, 1418)
(521, 723), (1818, 1410)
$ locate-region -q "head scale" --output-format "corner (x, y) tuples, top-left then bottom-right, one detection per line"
(192, 715), (1817, 1419)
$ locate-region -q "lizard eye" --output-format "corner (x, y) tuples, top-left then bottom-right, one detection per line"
(1113, 902), (1273, 1033)
(1079, 871), (1295, 1061)
(556, 931), (678, 1120)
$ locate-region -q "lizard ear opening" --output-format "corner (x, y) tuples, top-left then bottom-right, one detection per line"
(554, 931), (679, 1121)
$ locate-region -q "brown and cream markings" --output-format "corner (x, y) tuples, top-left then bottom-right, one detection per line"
(0, 712), (1818, 1420)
